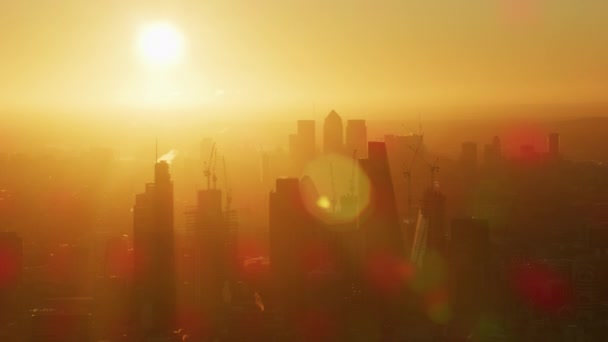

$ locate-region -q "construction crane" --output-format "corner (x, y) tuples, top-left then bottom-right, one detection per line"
(212, 161), (218, 190)
(404, 135), (424, 218)
(405, 143), (439, 187)
(223, 156), (232, 213)
(204, 142), (216, 190)
(415, 116), (439, 188)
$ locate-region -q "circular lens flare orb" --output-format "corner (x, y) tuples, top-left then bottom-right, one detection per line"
(300, 154), (371, 226)
(137, 22), (185, 67)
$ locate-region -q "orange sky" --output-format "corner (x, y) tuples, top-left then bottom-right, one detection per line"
(1, 0), (607, 115)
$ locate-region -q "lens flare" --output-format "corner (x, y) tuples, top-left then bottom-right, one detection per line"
(158, 149), (178, 164)
(300, 154), (371, 226)
(316, 196), (332, 210)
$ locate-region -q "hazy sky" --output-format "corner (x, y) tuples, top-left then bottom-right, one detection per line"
(1, 0), (607, 115)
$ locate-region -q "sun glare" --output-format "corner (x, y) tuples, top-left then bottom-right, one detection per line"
(137, 22), (185, 67)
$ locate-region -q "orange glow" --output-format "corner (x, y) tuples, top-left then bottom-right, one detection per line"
(295, 309), (336, 342)
(0, 248), (19, 288)
(511, 261), (573, 313)
(157, 149), (178, 163)
(365, 253), (414, 296)
(300, 154), (371, 225)
(2, 2), (606, 112)
(501, 123), (547, 159)
(0, 2), (605, 340)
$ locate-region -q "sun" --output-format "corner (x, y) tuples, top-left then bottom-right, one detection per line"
(137, 22), (185, 67)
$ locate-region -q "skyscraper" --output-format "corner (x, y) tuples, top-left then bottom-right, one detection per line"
(193, 187), (229, 336)
(298, 119), (316, 161)
(260, 152), (270, 187)
(520, 144), (538, 163)
(323, 110), (344, 155)
(0, 232), (22, 291)
(269, 177), (326, 311)
(346, 120), (367, 158)
(359, 142), (403, 258)
(483, 136), (502, 168)
(449, 218), (490, 335)
(133, 160), (176, 338)
(0, 231), (22, 331)
(290, 120), (317, 174)
(358, 142), (405, 329)
(460, 141), (478, 171)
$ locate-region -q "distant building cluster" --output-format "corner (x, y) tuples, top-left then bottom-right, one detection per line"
(2, 112), (608, 341)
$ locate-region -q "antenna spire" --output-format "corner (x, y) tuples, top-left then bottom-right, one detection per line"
(155, 138), (158, 163)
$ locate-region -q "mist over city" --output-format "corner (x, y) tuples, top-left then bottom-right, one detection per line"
(1, 1), (608, 341)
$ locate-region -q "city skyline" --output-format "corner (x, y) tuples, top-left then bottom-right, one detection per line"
(2, 1), (608, 340)
(2, 112), (608, 340)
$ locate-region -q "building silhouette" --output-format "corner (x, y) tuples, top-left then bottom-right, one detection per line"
(260, 151), (271, 188)
(410, 186), (447, 268)
(269, 177), (308, 310)
(0, 231), (22, 334)
(133, 160), (176, 338)
(460, 141), (478, 171)
(520, 144), (539, 163)
(189, 187), (234, 338)
(323, 110), (344, 155)
(449, 217), (490, 336)
(289, 120), (317, 174)
(298, 120), (316, 165)
(422, 186), (447, 254)
(30, 310), (93, 342)
(346, 120), (368, 158)
(359, 142), (403, 259)
(483, 136), (502, 168)
(98, 235), (134, 341)
(269, 177), (328, 311)
(0, 232), (22, 291)
(356, 142), (406, 335)
(384, 133), (426, 225)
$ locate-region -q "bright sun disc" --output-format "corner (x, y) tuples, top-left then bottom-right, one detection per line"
(137, 22), (184, 67)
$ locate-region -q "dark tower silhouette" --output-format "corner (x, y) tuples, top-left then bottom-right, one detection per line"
(359, 142), (403, 258)
(323, 110), (344, 155)
(346, 120), (368, 158)
(289, 120), (316, 174)
(269, 178), (307, 310)
(520, 144), (538, 163)
(133, 160), (176, 338)
(0, 231), (22, 333)
(260, 151), (271, 188)
(269, 177), (327, 311)
(357, 142), (405, 338)
(449, 218), (490, 336)
(194, 187), (227, 336)
(483, 136), (502, 169)
(298, 120), (316, 164)
(460, 142), (478, 170)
